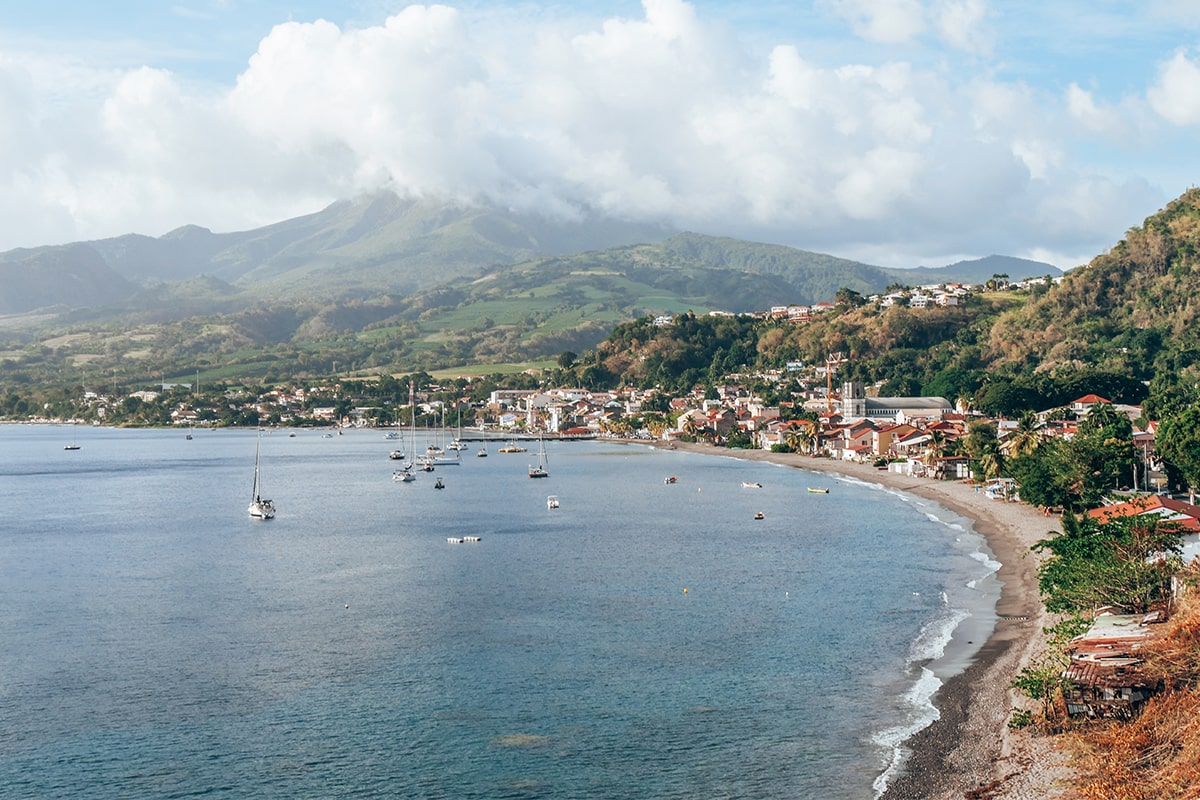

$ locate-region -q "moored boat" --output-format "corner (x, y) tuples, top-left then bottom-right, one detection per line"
(248, 432), (275, 519)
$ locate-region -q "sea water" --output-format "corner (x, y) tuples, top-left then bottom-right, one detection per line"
(0, 426), (1000, 799)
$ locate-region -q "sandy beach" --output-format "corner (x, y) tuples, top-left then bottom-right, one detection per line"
(654, 441), (1075, 799)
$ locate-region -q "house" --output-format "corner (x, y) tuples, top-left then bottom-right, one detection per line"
(1087, 494), (1200, 562)
(787, 305), (811, 321)
(1062, 611), (1168, 719)
(873, 423), (915, 457)
(1071, 394), (1111, 416)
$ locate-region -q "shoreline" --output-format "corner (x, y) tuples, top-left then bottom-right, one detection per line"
(649, 441), (1075, 799)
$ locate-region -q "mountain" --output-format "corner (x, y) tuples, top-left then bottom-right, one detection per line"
(0, 194), (673, 316)
(0, 193), (1058, 320)
(899, 254), (1064, 286)
(650, 235), (1059, 305)
(0, 191), (1064, 386)
(0, 244), (135, 315)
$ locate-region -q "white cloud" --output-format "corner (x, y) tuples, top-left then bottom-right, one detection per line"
(0, 0), (1191, 271)
(1065, 82), (1118, 134)
(1147, 49), (1200, 125)
(823, 0), (926, 44)
(934, 0), (992, 54)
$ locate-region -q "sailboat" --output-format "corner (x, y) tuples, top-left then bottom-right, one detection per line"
(248, 431), (276, 519)
(393, 381), (418, 483)
(528, 434), (549, 478)
(447, 409), (467, 450)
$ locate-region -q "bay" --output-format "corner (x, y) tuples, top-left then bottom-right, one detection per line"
(0, 425), (998, 799)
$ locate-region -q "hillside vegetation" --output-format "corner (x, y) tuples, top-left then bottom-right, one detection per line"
(0, 202), (1056, 387)
(988, 187), (1200, 382)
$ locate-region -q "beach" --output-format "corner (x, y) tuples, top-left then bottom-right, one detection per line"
(656, 441), (1075, 799)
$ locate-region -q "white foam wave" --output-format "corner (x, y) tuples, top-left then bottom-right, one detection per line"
(911, 604), (969, 663)
(969, 549), (1002, 575)
(871, 666), (943, 797)
(870, 604), (971, 797)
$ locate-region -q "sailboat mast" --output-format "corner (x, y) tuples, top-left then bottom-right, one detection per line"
(252, 433), (262, 502)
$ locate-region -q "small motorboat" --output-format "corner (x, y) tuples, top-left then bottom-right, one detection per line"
(741, 481), (762, 489)
(547, 495), (560, 509)
(807, 487), (829, 494)
(389, 450), (405, 460)
(664, 476), (678, 484)
(754, 512), (765, 520)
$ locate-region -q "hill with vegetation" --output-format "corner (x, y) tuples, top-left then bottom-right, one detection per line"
(987, 187), (1200, 384)
(574, 190), (1200, 417)
(0, 198), (1058, 388)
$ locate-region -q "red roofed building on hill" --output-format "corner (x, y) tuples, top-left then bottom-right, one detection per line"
(1086, 494), (1200, 532)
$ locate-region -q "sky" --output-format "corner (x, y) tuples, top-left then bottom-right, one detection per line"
(2, 1), (1199, 270)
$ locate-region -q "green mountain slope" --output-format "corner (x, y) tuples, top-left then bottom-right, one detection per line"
(0, 244), (135, 314)
(987, 187), (1200, 381)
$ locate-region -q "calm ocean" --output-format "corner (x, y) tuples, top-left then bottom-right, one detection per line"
(0, 425), (999, 799)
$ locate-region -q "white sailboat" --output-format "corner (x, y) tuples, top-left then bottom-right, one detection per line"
(248, 431), (275, 519)
(528, 434), (549, 478)
(393, 381), (418, 482)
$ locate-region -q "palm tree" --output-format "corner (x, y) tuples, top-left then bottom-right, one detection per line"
(1003, 411), (1045, 458)
(922, 429), (947, 476)
(681, 415), (699, 439)
(786, 425), (810, 454)
(979, 451), (1004, 482)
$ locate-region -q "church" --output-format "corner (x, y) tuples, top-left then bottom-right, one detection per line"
(838, 381), (952, 423)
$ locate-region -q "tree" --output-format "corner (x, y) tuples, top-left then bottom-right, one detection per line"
(1002, 410), (1044, 458)
(1007, 439), (1082, 511)
(557, 350), (578, 369)
(1072, 401), (1134, 503)
(1032, 512), (1184, 614)
(834, 287), (865, 308)
(963, 420), (1001, 481)
(1156, 405), (1200, 502)
(1011, 616), (1091, 724)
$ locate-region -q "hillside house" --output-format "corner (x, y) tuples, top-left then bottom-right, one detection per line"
(1071, 394), (1111, 416)
(1062, 611), (1168, 719)
(1087, 494), (1200, 563)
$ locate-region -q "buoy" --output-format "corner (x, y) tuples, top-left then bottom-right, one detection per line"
(344, 604), (349, 609)
(683, 588), (688, 594)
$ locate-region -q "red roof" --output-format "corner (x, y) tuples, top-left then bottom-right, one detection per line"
(1074, 393), (1111, 405)
(1086, 495), (1200, 531)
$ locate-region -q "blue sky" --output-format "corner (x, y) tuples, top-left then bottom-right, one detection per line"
(2, 1), (1199, 269)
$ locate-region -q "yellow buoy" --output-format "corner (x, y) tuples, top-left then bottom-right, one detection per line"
(683, 588), (688, 594)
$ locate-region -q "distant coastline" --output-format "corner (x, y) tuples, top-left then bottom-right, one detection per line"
(646, 440), (1075, 799)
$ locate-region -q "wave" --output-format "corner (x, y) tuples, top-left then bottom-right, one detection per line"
(870, 596), (972, 797)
